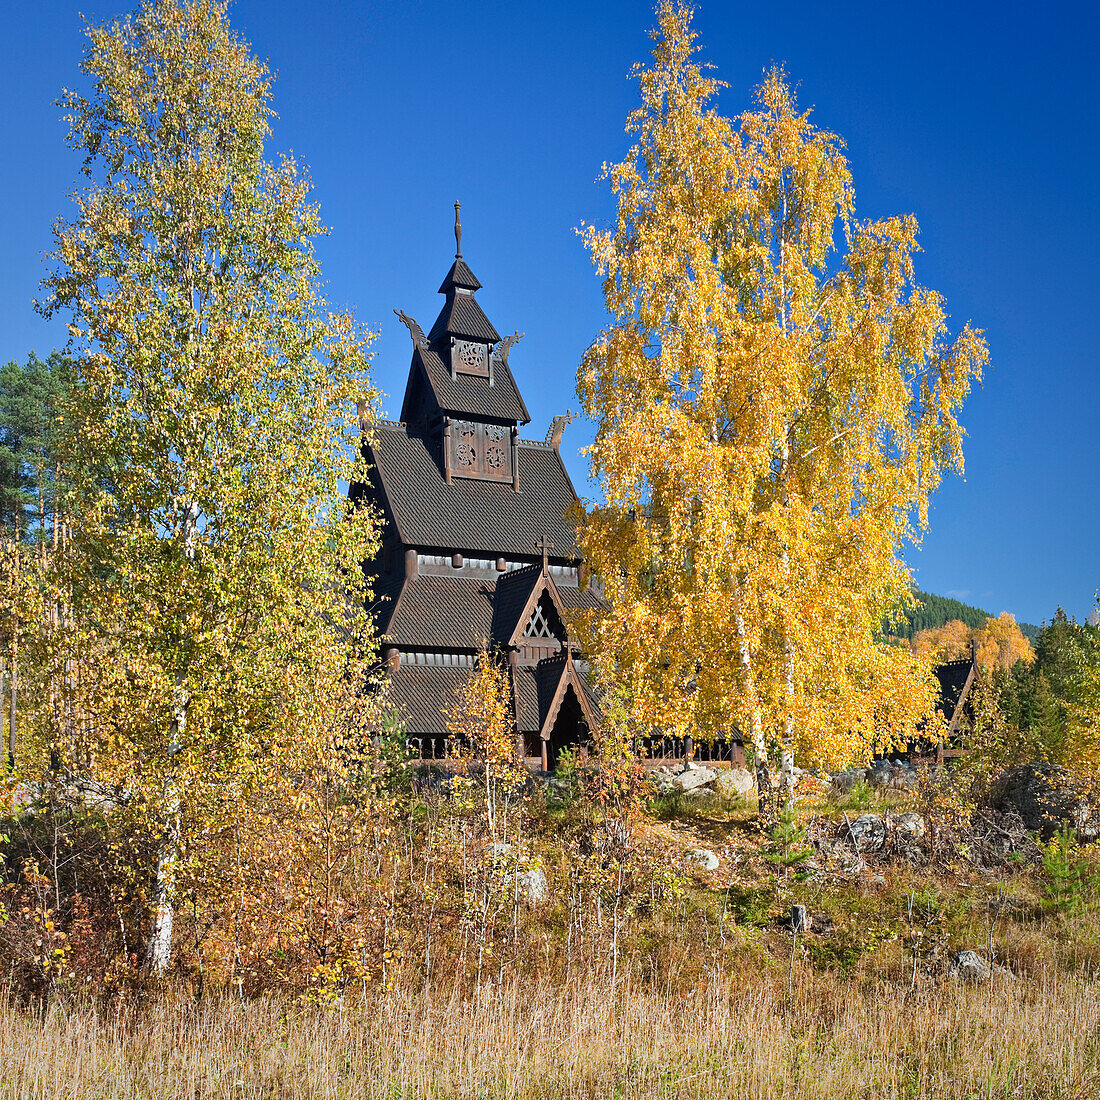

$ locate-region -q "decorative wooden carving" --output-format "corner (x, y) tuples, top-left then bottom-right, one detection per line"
(448, 419), (514, 482)
(546, 410), (576, 451)
(492, 330), (524, 367)
(394, 309), (429, 348)
(454, 339), (489, 378)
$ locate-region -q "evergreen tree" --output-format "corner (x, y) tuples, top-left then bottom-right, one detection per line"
(0, 352), (73, 545)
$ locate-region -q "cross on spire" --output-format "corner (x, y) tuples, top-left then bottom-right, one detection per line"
(537, 534), (554, 570)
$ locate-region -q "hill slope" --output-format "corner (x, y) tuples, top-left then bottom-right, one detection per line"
(892, 590), (1041, 645)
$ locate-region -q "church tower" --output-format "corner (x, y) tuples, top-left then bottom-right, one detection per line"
(353, 207), (602, 770)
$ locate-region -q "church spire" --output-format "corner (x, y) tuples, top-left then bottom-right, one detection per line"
(431, 205), (498, 344)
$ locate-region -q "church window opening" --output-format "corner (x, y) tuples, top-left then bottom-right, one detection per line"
(524, 593), (565, 641)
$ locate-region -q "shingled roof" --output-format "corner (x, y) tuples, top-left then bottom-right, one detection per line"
(438, 259), (481, 293)
(411, 345), (530, 423)
(382, 575), (495, 650)
(364, 425), (580, 558)
(428, 293), (500, 344)
(387, 664), (470, 735)
(512, 654), (601, 736)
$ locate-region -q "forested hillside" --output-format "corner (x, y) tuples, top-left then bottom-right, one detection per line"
(894, 589), (1041, 644)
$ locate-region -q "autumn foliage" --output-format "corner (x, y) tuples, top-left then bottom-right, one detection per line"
(911, 612), (1035, 671)
(576, 2), (986, 797)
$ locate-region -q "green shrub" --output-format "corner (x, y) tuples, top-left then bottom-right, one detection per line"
(1039, 824), (1100, 916)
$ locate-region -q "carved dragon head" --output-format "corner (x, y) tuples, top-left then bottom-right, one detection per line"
(546, 409), (577, 451)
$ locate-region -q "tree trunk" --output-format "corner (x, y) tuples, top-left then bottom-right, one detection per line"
(779, 637), (797, 810)
(145, 779), (180, 974)
(1, 656), (9, 773)
(734, 604), (773, 821)
(8, 635), (16, 775)
(146, 688), (186, 975)
(146, 501), (198, 975)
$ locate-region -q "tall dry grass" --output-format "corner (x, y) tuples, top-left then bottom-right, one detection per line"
(2, 970), (1099, 1099)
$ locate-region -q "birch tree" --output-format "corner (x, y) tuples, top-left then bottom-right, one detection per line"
(578, 2), (987, 811)
(37, 0), (379, 973)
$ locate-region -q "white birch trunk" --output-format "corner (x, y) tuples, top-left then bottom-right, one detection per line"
(735, 604), (772, 819)
(145, 776), (180, 974)
(779, 637), (797, 810)
(146, 500), (197, 975)
(776, 178), (798, 813)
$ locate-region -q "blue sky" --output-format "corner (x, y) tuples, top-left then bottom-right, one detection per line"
(2, 1), (1096, 626)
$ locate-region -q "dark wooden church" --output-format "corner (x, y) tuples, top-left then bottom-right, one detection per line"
(354, 207), (603, 770)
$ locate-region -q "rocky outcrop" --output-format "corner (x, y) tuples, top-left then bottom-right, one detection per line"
(866, 759), (919, 790)
(714, 767), (755, 798)
(848, 814), (886, 851)
(686, 848), (719, 871)
(947, 950), (1010, 983)
(673, 762), (718, 793)
(830, 760), (920, 793)
(991, 762), (1100, 842)
(652, 761), (755, 800)
(514, 869), (548, 907)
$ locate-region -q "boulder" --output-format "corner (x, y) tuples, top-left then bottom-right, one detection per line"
(687, 848), (720, 871)
(946, 950), (1011, 983)
(673, 762), (718, 792)
(867, 759), (919, 790)
(651, 763), (683, 794)
(714, 767), (755, 798)
(992, 762), (1100, 842)
(948, 950), (988, 982)
(512, 869), (548, 907)
(683, 787), (716, 801)
(890, 812), (926, 840)
(488, 842), (514, 862)
(831, 768), (867, 792)
(848, 814), (886, 851)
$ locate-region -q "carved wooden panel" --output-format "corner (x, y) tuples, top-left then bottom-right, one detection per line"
(453, 339), (489, 377)
(449, 420), (513, 482)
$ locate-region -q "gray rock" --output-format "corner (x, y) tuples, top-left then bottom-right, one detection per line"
(890, 812), (926, 840)
(992, 762), (1100, 842)
(867, 759), (919, 790)
(832, 768), (867, 792)
(866, 760), (892, 787)
(651, 763), (682, 794)
(686, 848), (719, 871)
(683, 787), (716, 800)
(848, 814), (886, 851)
(673, 762), (718, 792)
(714, 767), (755, 798)
(946, 950), (1011, 982)
(488, 842), (514, 861)
(948, 950), (990, 983)
(512, 869), (548, 907)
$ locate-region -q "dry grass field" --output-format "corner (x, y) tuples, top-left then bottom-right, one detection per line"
(3, 971), (1100, 1100)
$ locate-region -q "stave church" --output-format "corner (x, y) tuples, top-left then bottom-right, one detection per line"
(352, 206), (603, 770)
